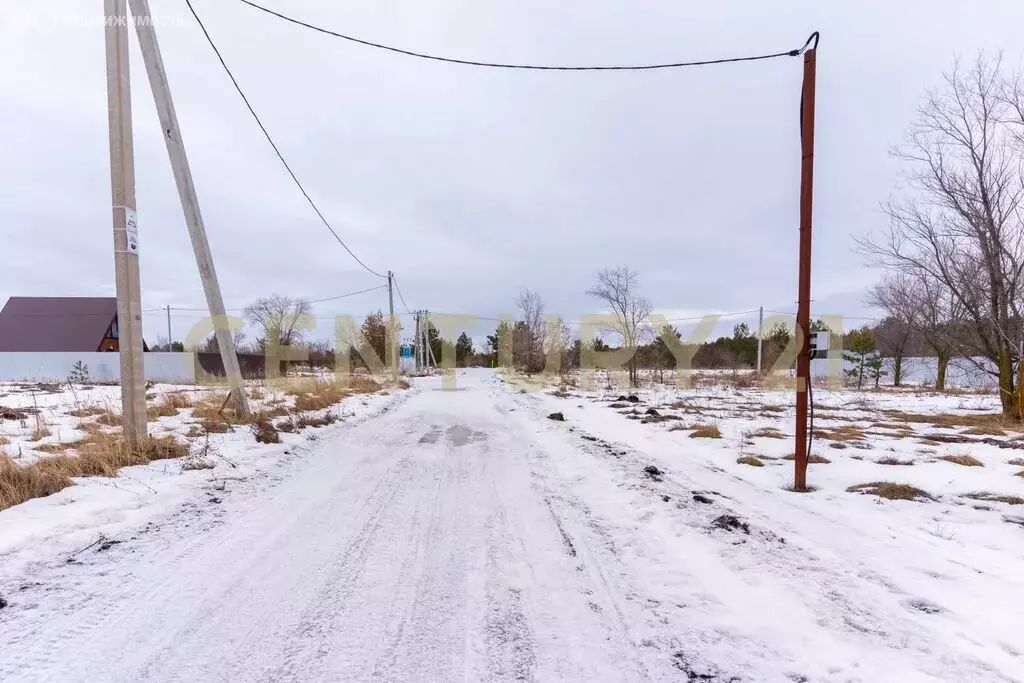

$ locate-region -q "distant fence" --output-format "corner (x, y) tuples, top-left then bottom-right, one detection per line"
(810, 355), (997, 389)
(0, 352), (287, 384)
(0, 352), (195, 383)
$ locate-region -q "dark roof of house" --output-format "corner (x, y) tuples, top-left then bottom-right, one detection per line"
(0, 297), (118, 352)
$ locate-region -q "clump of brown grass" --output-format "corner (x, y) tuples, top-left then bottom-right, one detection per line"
(396, 379), (411, 390)
(937, 453), (984, 467)
(737, 456), (764, 467)
(251, 414), (280, 444)
(29, 425), (51, 442)
(688, 425), (722, 439)
(782, 453), (831, 464)
(290, 381), (348, 413)
(1, 455), (73, 510)
(94, 409), (122, 427)
(1007, 458), (1024, 467)
(813, 425), (865, 442)
(760, 405), (785, 413)
(248, 385), (265, 400)
(750, 427), (785, 439)
(1014, 469), (1024, 478)
(0, 434), (188, 511)
(885, 409), (1008, 432)
(962, 425), (1006, 436)
(68, 405), (107, 418)
(0, 436), (9, 446)
(963, 492), (1024, 505)
(146, 392), (195, 420)
(877, 456), (915, 466)
(294, 413), (339, 430)
(847, 481), (934, 501)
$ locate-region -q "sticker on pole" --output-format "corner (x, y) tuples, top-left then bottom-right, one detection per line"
(125, 208), (139, 253)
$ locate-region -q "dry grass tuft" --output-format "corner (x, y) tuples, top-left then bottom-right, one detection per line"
(937, 453), (984, 467)
(94, 410), (122, 427)
(750, 427), (785, 439)
(688, 424), (722, 439)
(813, 425), (865, 442)
(396, 379), (411, 390)
(962, 425), (1006, 436)
(847, 481), (934, 501)
(68, 405), (107, 418)
(1015, 469), (1024, 478)
(877, 456), (915, 466)
(885, 409), (1010, 432)
(736, 455), (764, 467)
(29, 425), (51, 442)
(1, 455), (74, 510)
(0, 433), (187, 511)
(963, 491), (1024, 505)
(251, 414), (280, 444)
(1007, 458), (1024, 467)
(294, 413), (339, 430)
(782, 453), (831, 464)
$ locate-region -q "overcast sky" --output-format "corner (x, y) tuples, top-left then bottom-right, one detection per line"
(3, 0), (1023, 347)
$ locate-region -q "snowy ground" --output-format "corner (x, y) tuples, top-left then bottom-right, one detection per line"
(0, 370), (1022, 681)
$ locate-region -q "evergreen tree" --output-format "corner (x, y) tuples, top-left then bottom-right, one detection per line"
(843, 326), (878, 390)
(456, 332), (474, 367)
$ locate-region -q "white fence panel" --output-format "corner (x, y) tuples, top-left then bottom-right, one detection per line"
(0, 352), (196, 384)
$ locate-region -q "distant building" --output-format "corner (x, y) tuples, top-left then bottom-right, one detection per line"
(0, 297), (144, 352)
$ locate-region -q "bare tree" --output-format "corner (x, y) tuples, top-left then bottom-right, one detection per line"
(243, 295), (313, 348)
(544, 317), (575, 374)
(859, 55), (1024, 415)
(515, 289), (546, 373)
(586, 266), (652, 387)
(869, 271), (961, 390)
(199, 330), (248, 354)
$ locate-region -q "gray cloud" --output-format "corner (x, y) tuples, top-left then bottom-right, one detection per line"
(3, 0), (1022, 347)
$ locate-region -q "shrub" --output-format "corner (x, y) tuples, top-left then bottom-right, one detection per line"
(737, 456), (764, 467)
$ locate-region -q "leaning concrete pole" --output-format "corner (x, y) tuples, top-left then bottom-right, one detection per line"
(129, 0), (249, 416)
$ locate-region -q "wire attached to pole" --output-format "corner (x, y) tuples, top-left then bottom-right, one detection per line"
(184, 0), (387, 279)
(238, 0), (817, 72)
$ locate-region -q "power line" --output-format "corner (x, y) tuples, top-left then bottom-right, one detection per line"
(238, 0), (817, 72)
(184, 0), (387, 279)
(162, 284), (387, 312)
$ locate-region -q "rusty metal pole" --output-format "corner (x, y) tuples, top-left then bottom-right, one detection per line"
(794, 35), (818, 491)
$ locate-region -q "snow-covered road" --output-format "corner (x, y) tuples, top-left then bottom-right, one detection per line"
(1, 372), (665, 681)
(1, 370), (1020, 682)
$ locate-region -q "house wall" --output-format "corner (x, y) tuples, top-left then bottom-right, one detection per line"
(0, 352), (197, 384)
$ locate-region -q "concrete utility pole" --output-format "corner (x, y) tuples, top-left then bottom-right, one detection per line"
(756, 306), (764, 375)
(424, 311), (438, 370)
(387, 271), (397, 381)
(105, 0), (147, 443)
(166, 304), (172, 349)
(129, 0), (249, 417)
(793, 33), (819, 492)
